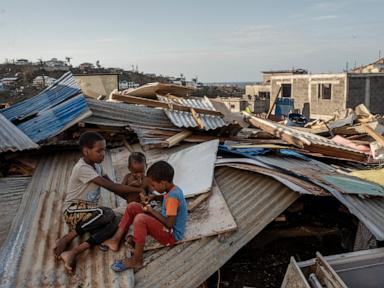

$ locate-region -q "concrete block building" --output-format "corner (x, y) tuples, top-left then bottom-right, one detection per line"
(269, 73), (384, 119)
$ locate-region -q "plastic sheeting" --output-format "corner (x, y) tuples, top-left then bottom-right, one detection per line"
(168, 140), (219, 198)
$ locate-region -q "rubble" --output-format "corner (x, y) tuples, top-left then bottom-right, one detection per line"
(1, 73), (384, 287)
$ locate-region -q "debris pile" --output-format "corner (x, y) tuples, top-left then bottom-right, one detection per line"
(1, 72), (384, 287)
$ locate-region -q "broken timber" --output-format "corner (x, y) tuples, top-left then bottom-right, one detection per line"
(243, 112), (368, 162)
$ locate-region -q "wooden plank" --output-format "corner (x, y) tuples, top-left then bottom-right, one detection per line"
(188, 192), (211, 212)
(112, 93), (223, 116)
(144, 181), (237, 250)
(363, 124), (384, 146)
(281, 257), (311, 288)
(315, 252), (348, 288)
(165, 130), (193, 148)
(266, 85), (282, 119)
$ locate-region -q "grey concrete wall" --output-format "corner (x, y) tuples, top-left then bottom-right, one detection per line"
(270, 74), (347, 118)
(369, 76), (384, 114)
(347, 77), (366, 108)
(309, 76), (346, 116)
(347, 75), (384, 114)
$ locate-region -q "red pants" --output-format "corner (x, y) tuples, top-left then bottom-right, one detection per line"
(119, 202), (176, 246)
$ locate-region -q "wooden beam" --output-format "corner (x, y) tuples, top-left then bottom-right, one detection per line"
(165, 130), (193, 148)
(267, 85), (282, 119)
(112, 93), (223, 116)
(363, 124), (384, 146)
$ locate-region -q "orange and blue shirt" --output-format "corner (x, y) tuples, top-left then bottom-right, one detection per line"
(161, 186), (188, 241)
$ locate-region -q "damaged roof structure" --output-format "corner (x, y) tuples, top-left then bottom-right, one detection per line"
(1, 72), (384, 287)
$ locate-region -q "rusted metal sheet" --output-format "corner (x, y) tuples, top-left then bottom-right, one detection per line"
(0, 151), (134, 288)
(0, 114), (38, 153)
(0, 176), (31, 247)
(244, 114), (368, 162)
(134, 167), (299, 288)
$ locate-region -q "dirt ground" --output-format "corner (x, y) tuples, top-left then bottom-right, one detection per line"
(206, 196), (356, 288)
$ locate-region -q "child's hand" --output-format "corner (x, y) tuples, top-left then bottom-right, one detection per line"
(139, 193), (149, 205)
(143, 204), (152, 213)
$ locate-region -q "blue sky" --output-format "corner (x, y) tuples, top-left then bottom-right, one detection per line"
(0, 0), (383, 82)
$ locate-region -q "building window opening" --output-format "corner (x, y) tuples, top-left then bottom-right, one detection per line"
(281, 84), (291, 98)
(318, 83), (332, 100)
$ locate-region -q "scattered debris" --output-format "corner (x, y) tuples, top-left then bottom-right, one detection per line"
(1, 74), (384, 287)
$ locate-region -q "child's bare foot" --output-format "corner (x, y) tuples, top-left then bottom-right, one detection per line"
(102, 238), (120, 252)
(54, 236), (71, 258)
(122, 257), (143, 269)
(60, 251), (76, 273)
(111, 257), (143, 272)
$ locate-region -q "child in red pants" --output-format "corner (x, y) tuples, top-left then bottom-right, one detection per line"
(102, 160), (188, 271)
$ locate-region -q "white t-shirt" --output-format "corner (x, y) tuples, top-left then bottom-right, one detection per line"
(64, 158), (105, 210)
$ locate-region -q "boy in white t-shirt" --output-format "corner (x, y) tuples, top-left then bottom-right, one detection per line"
(54, 132), (146, 273)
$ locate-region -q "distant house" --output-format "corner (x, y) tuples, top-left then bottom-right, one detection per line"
(1, 77), (18, 88)
(119, 80), (139, 90)
(44, 58), (70, 71)
(79, 63), (95, 71)
(220, 97), (248, 113)
(352, 58), (384, 73)
(15, 59), (29, 65)
(32, 76), (57, 88)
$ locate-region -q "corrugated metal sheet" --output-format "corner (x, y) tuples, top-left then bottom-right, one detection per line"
(0, 176), (31, 247)
(1, 72), (81, 122)
(84, 98), (174, 128)
(215, 158), (329, 196)
(318, 184), (384, 241)
(17, 94), (92, 143)
(157, 95), (228, 131)
(0, 151), (134, 288)
(135, 167), (299, 288)
(0, 114), (38, 152)
(247, 154), (384, 240)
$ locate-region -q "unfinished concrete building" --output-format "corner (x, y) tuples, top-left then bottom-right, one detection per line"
(269, 72), (384, 119)
(244, 69), (307, 113)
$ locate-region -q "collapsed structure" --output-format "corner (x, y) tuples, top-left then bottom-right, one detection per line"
(0, 72), (384, 287)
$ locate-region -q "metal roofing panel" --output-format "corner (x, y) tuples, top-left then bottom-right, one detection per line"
(85, 98), (174, 128)
(0, 151), (134, 288)
(0, 177), (31, 248)
(0, 114), (38, 152)
(157, 95), (228, 131)
(17, 94), (92, 143)
(135, 167), (299, 288)
(317, 183), (384, 241)
(322, 175), (384, 197)
(1, 72), (81, 122)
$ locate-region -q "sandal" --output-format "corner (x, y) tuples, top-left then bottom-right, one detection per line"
(99, 244), (109, 252)
(111, 260), (129, 272)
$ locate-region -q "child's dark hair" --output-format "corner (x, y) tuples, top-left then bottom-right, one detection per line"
(128, 152), (146, 166)
(147, 161), (174, 182)
(79, 132), (105, 150)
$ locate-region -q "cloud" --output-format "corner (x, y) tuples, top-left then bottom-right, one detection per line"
(311, 14), (341, 20)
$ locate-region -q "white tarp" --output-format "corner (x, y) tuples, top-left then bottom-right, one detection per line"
(168, 139), (219, 198)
